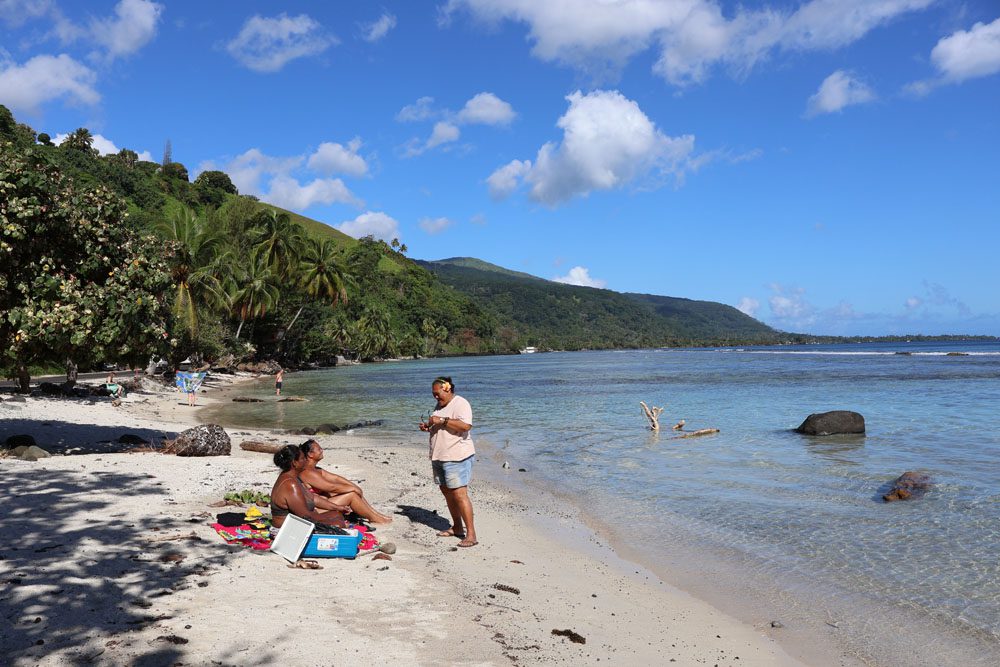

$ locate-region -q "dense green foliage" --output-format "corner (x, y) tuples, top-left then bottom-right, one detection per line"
(419, 258), (781, 349)
(0, 130), (172, 390)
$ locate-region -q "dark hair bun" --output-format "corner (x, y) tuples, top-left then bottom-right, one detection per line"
(274, 444), (299, 471)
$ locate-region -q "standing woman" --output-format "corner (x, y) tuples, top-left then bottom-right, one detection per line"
(419, 376), (477, 547)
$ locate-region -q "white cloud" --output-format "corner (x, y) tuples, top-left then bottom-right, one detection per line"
(930, 18), (1000, 83)
(805, 69), (875, 116)
(0, 0), (53, 27)
(553, 266), (607, 288)
(362, 12), (396, 42)
(445, 0), (934, 86)
(905, 296), (922, 310)
(470, 213), (487, 225)
(486, 158), (531, 199)
(307, 138), (368, 177)
(337, 211), (400, 241)
(768, 284), (812, 321)
(396, 96), (437, 122)
(736, 297), (760, 317)
(492, 90), (695, 205)
(89, 0), (163, 60)
(136, 149), (153, 161)
(419, 216), (454, 234)
(427, 121), (460, 148)
(226, 13), (335, 73)
(265, 175), (362, 210)
(0, 54), (98, 114)
(457, 92), (516, 125)
(214, 148), (302, 195)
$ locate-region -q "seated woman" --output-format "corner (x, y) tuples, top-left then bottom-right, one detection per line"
(298, 440), (393, 525)
(270, 445), (349, 529)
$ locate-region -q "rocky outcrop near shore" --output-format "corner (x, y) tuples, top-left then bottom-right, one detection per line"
(794, 410), (865, 435)
(291, 419), (384, 436)
(165, 424), (231, 456)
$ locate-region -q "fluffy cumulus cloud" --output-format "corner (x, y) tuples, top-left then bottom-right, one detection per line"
(909, 17), (1000, 93)
(306, 138), (368, 177)
(88, 0), (163, 60)
(419, 216), (454, 234)
(267, 175), (361, 210)
(489, 90), (695, 205)
(805, 69), (875, 116)
(768, 283), (813, 322)
(398, 91), (516, 156)
(362, 12), (397, 42)
(203, 147), (363, 212)
(486, 159), (531, 199)
(0, 0), (53, 27)
(553, 266), (607, 288)
(444, 0), (934, 86)
(337, 211), (400, 241)
(0, 54), (98, 114)
(227, 13), (335, 73)
(736, 297), (761, 317)
(457, 92), (516, 125)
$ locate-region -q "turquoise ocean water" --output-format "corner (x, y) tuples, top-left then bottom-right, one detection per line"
(203, 341), (1000, 664)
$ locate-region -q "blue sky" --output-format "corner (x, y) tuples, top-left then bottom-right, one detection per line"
(1, 1), (998, 336)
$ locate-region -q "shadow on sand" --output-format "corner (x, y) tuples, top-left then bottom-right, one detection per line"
(395, 504), (451, 532)
(0, 460), (234, 664)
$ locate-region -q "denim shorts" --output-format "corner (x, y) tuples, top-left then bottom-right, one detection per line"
(432, 455), (475, 489)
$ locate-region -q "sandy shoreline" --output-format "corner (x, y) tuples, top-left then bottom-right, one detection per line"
(2, 373), (819, 665)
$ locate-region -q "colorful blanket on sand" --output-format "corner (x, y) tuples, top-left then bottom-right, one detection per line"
(175, 371), (206, 394)
(209, 519), (379, 553)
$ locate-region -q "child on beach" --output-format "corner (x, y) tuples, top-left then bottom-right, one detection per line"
(275, 368), (283, 396)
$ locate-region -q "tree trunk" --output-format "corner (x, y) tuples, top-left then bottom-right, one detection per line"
(284, 305), (305, 338)
(65, 359), (78, 386)
(15, 363), (30, 394)
(673, 428), (720, 439)
(639, 401), (664, 431)
(239, 440), (284, 454)
(235, 316), (246, 339)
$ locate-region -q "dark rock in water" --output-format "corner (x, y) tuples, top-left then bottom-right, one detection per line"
(883, 471), (932, 502)
(342, 419), (384, 431)
(314, 423), (340, 435)
(169, 424), (231, 457)
(299, 427), (317, 436)
(945, 352), (968, 356)
(894, 351), (912, 356)
(118, 434), (149, 445)
(4, 434), (36, 449)
(232, 396), (264, 403)
(794, 411), (865, 436)
(277, 397), (307, 402)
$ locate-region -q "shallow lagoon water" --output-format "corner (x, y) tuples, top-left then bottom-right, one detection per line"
(204, 341), (1000, 663)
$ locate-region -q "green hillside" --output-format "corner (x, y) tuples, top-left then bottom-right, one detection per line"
(420, 258), (782, 349)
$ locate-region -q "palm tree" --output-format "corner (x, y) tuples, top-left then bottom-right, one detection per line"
(230, 250), (281, 339)
(355, 306), (394, 359)
(254, 209), (305, 279)
(284, 238), (352, 336)
(156, 208), (227, 338)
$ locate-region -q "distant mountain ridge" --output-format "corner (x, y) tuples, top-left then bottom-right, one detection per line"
(419, 257), (782, 349)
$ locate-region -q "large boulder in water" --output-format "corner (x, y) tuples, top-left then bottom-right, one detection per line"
(169, 424), (231, 457)
(794, 410), (865, 436)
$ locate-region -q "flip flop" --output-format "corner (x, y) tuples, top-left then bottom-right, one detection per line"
(288, 559), (323, 570)
(457, 539), (479, 548)
(437, 529), (465, 538)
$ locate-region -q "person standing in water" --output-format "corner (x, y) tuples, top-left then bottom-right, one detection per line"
(419, 376), (477, 547)
(275, 368), (283, 396)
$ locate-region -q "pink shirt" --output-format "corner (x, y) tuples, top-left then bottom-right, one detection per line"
(429, 395), (475, 461)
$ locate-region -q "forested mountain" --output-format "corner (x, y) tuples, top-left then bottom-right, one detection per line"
(2, 103), (790, 382)
(419, 258), (781, 349)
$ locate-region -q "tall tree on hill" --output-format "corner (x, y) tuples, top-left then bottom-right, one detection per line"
(0, 142), (171, 391)
(156, 208), (227, 339)
(283, 238), (352, 338)
(229, 250), (280, 340)
(254, 209), (306, 279)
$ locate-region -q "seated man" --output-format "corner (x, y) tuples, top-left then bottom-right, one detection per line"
(270, 445), (349, 530)
(298, 440), (393, 525)
(105, 373), (125, 398)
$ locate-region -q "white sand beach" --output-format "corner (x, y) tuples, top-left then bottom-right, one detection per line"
(0, 374), (832, 666)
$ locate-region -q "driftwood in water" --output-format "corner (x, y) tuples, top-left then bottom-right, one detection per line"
(673, 428), (720, 439)
(672, 420), (685, 430)
(239, 440), (284, 454)
(639, 401), (665, 431)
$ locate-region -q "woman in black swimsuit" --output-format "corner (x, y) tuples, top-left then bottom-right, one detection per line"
(270, 445), (349, 529)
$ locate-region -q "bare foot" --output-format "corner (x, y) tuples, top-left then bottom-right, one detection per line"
(437, 527), (465, 538)
(371, 514), (394, 525)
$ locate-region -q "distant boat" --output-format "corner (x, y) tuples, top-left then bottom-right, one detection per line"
(520, 346), (537, 354)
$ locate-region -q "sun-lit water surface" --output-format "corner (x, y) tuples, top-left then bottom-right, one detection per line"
(203, 340), (1000, 662)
